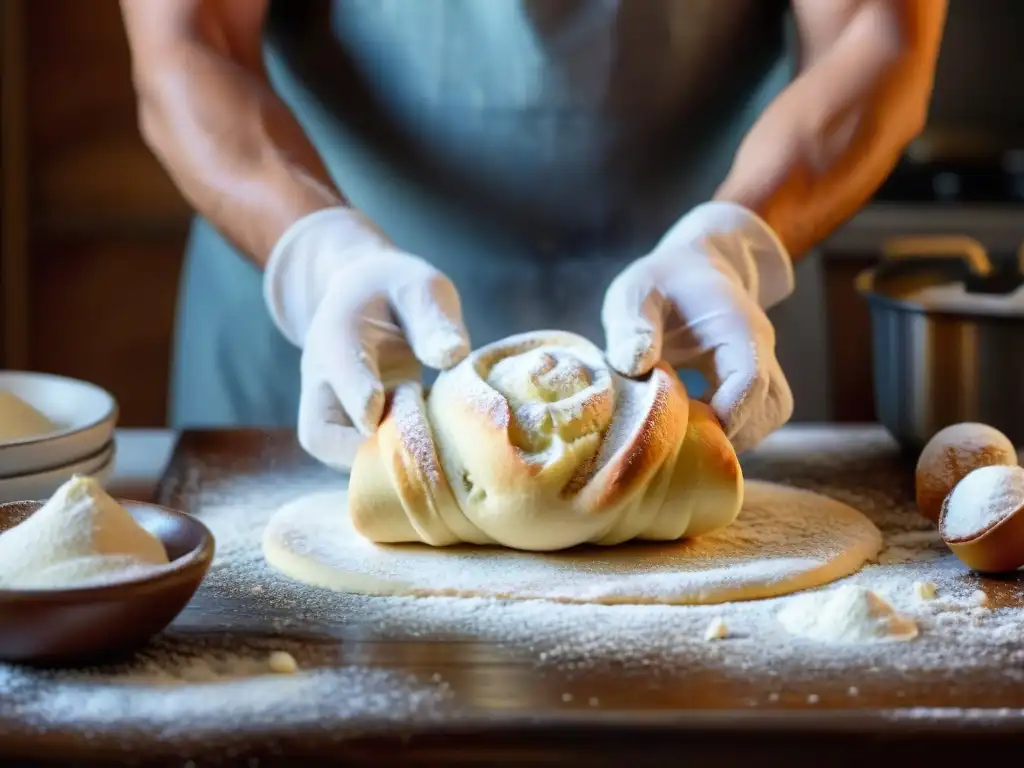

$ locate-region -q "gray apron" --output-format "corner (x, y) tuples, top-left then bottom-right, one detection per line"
(171, 0), (793, 428)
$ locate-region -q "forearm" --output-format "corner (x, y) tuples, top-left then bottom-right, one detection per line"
(715, 1), (943, 259)
(134, 42), (343, 266)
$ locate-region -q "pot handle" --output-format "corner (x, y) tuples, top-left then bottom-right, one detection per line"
(881, 236), (993, 277)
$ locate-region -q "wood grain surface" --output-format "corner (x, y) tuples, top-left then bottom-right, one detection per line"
(5, 428), (1024, 766)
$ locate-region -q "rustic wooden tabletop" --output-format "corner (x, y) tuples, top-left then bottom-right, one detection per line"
(4, 427), (1024, 766)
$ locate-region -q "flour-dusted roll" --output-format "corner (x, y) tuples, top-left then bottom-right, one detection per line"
(348, 331), (743, 551)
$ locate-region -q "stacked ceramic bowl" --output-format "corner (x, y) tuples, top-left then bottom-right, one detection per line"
(0, 371), (118, 503)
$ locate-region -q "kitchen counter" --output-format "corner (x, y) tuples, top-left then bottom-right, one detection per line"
(7, 425), (1024, 766)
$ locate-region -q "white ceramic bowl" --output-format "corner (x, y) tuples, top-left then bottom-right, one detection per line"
(0, 371), (118, 477)
(0, 441), (114, 503)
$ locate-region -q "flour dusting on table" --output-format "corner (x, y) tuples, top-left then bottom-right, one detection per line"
(3, 428), (1024, 755)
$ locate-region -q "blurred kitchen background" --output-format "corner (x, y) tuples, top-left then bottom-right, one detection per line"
(2, 0), (1023, 427)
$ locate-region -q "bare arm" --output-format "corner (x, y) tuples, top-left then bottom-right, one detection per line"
(714, 0), (946, 259)
(120, 0), (343, 266)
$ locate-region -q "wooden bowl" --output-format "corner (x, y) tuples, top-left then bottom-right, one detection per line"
(0, 500), (214, 665)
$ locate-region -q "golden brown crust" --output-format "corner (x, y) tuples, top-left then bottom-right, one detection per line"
(348, 385), (465, 546)
(581, 364), (686, 514)
(348, 332), (744, 551)
(915, 424), (1017, 523)
(671, 401), (744, 538)
(916, 444), (1015, 523)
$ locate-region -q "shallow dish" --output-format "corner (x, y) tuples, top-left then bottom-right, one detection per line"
(0, 371), (118, 476)
(0, 441), (114, 503)
(0, 499), (214, 665)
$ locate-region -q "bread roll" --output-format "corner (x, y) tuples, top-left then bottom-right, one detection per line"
(348, 331), (743, 551)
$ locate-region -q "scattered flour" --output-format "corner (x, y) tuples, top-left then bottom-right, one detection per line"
(0, 636), (447, 753)
(941, 464), (1024, 541)
(3, 428), (1024, 758)
(0, 475), (169, 589)
(777, 584), (919, 643)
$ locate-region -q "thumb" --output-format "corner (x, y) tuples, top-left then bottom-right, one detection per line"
(601, 269), (664, 377)
(297, 378), (367, 471)
(390, 267), (471, 370)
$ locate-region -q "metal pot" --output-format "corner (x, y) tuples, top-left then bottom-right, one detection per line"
(856, 236), (1024, 452)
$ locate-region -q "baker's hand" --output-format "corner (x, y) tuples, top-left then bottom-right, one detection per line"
(264, 207), (470, 470)
(602, 201), (795, 453)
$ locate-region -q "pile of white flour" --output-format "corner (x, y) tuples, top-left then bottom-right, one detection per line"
(2, 428), (1023, 756)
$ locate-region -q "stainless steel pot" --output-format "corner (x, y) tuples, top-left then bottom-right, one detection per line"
(856, 236), (1024, 452)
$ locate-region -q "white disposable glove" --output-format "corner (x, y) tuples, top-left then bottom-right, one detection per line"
(264, 207), (470, 470)
(602, 201), (795, 453)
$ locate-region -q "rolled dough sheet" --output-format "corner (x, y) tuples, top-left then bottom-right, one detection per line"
(261, 481), (883, 606)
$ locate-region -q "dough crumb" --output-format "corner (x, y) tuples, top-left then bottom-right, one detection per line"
(848, 686), (859, 696)
(703, 617), (728, 641)
(971, 589), (990, 607)
(914, 581), (938, 600)
(561, 693), (573, 703)
(807, 694), (820, 704)
(268, 651), (299, 674)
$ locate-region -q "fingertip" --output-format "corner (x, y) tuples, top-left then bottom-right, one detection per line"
(297, 382), (366, 471)
(708, 376), (779, 454)
(391, 267), (471, 369)
(419, 327), (471, 370)
(606, 331), (660, 377)
(299, 423), (365, 473)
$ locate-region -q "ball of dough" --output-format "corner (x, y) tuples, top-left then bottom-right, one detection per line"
(915, 422), (1017, 523)
(347, 331), (744, 551)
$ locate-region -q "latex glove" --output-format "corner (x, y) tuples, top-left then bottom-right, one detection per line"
(602, 201), (795, 453)
(264, 207), (470, 470)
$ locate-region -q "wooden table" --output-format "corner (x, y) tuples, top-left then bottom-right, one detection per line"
(5, 427), (1024, 766)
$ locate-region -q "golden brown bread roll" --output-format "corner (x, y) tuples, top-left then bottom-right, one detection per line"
(915, 422), (1017, 523)
(348, 331), (743, 551)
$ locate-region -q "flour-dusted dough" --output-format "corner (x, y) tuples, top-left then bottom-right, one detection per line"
(0, 474), (170, 589)
(0, 390), (56, 442)
(263, 481), (883, 605)
(349, 330), (743, 552)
